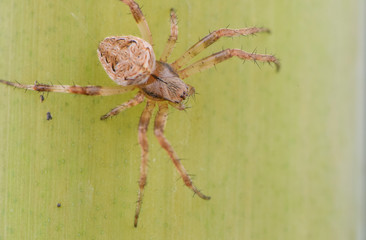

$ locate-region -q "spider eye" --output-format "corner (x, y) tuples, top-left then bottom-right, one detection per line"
(180, 91), (187, 100)
(98, 36), (156, 86)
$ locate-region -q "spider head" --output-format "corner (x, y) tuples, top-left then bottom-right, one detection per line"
(170, 84), (195, 110)
(97, 36), (156, 86)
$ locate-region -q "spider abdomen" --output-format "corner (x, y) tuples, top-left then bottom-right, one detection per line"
(97, 36), (156, 86)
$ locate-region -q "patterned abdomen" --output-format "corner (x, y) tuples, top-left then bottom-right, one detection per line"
(98, 36), (156, 86)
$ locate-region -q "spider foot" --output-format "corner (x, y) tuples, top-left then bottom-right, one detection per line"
(188, 182), (211, 200)
(100, 113), (111, 120)
(193, 189), (211, 200)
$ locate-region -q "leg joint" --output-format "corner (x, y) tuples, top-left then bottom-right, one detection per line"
(153, 128), (164, 137)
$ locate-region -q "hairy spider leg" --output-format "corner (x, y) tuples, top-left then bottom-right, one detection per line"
(135, 100), (156, 228)
(178, 49), (280, 79)
(121, 0), (153, 45)
(100, 92), (145, 120)
(160, 8), (178, 62)
(154, 102), (211, 200)
(0, 80), (135, 96)
(171, 27), (270, 70)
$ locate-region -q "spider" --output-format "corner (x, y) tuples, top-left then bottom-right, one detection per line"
(0, 0), (279, 227)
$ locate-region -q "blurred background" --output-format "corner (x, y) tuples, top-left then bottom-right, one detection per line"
(0, 0), (364, 239)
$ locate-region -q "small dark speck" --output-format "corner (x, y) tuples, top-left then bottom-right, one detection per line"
(47, 112), (52, 120)
(40, 94), (44, 103)
(57, 203), (61, 208)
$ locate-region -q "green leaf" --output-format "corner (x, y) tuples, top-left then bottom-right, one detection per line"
(0, 0), (362, 239)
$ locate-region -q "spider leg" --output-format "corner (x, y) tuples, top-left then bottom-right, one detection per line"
(160, 8), (178, 62)
(100, 92), (145, 120)
(171, 27), (270, 70)
(154, 102), (211, 200)
(178, 49), (280, 79)
(135, 100), (156, 228)
(0, 79), (135, 96)
(121, 0), (153, 45)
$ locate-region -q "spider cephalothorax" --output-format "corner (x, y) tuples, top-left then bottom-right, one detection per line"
(0, 0), (279, 227)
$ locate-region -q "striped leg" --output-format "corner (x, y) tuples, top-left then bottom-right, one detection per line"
(134, 100), (156, 228)
(121, 0), (153, 45)
(100, 92), (145, 120)
(0, 79), (135, 96)
(178, 49), (280, 79)
(160, 8), (178, 62)
(171, 27), (270, 70)
(154, 102), (210, 200)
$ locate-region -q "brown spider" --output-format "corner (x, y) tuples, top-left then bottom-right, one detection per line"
(0, 0), (279, 227)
